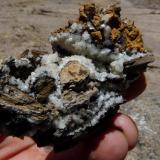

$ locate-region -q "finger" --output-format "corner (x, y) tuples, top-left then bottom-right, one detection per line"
(111, 113), (138, 150)
(124, 74), (146, 101)
(9, 145), (51, 160)
(0, 136), (35, 160)
(88, 128), (128, 160)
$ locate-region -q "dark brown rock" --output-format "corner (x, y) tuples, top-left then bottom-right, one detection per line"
(124, 54), (155, 73)
(32, 76), (56, 103)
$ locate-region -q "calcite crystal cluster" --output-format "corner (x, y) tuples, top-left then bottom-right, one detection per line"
(0, 4), (154, 151)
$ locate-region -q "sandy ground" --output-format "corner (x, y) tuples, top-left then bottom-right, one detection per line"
(0, 0), (160, 159)
(128, 0), (160, 9)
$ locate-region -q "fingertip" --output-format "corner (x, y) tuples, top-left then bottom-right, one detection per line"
(89, 129), (128, 160)
(0, 136), (35, 160)
(112, 113), (138, 150)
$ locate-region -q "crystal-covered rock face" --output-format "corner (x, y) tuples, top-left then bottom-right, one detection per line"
(0, 3), (154, 151)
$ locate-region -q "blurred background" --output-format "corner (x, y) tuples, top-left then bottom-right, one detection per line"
(0, 0), (159, 159)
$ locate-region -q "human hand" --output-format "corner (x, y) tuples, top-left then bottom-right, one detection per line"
(0, 74), (146, 160)
(0, 113), (138, 160)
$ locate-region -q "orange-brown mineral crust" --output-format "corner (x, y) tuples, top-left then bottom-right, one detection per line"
(105, 5), (121, 29)
(53, 3), (145, 52)
(92, 15), (101, 28)
(79, 3), (96, 21)
(111, 19), (145, 52)
(91, 31), (102, 42)
(122, 21), (144, 51)
(53, 27), (70, 34)
(111, 28), (121, 41)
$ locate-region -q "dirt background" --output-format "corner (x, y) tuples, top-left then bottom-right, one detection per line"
(128, 0), (160, 9)
(0, 0), (160, 159)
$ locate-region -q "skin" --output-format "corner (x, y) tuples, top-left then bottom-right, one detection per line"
(0, 74), (146, 160)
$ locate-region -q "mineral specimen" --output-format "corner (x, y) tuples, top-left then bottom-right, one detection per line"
(0, 3), (154, 151)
